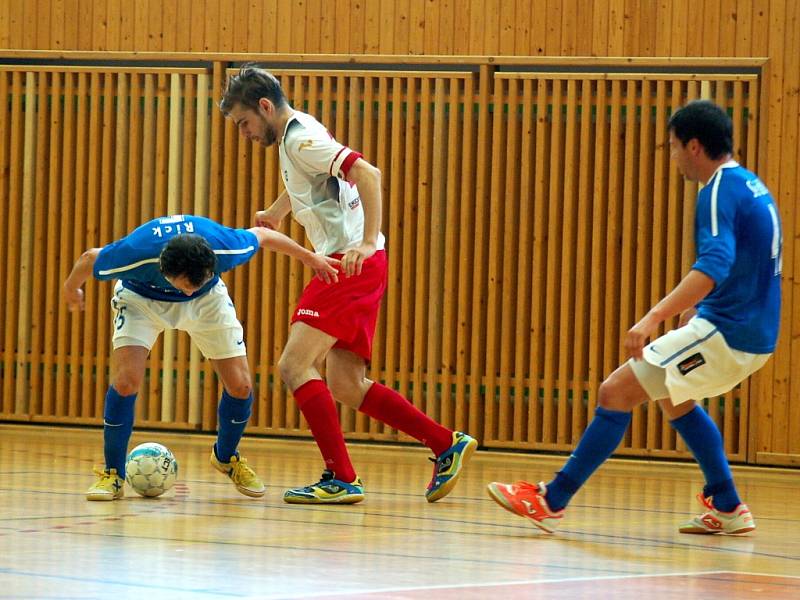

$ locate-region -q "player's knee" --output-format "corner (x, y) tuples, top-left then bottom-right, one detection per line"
(278, 353), (300, 388)
(112, 374), (142, 397)
(598, 375), (642, 411)
(225, 379), (252, 399)
(598, 377), (625, 410)
(327, 376), (360, 407)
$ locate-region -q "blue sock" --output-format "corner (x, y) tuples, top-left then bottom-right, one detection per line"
(103, 386), (137, 478)
(670, 405), (741, 512)
(545, 406), (632, 511)
(214, 390), (253, 462)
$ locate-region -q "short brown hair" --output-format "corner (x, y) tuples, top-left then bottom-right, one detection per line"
(219, 65), (287, 114)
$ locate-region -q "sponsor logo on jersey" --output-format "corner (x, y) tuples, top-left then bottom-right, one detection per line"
(297, 308), (320, 318)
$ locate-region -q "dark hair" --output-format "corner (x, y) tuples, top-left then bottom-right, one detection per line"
(667, 100), (733, 160)
(159, 234), (217, 287)
(219, 64), (287, 114)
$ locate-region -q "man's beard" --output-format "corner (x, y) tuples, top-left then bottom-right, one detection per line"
(260, 117), (278, 146)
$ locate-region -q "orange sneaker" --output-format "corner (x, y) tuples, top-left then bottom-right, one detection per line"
(486, 481), (563, 533)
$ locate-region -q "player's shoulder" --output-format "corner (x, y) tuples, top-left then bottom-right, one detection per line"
(284, 111), (331, 147)
(719, 164), (772, 201)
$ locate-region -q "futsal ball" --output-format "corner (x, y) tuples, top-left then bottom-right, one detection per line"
(125, 442), (178, 497)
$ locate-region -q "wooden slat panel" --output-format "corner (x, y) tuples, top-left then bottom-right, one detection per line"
(497, 77), (519, 442)
(558, 79), (578, 444)
(42, 71), (64, 417)
(0, 60), (777, 461)
(483, 74), (504, 442)
(79, 72), (100, 417)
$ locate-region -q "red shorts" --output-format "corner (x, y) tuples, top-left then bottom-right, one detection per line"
(291, 249), (387, 361)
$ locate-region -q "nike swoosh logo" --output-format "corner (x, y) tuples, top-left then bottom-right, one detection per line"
(231, 418), (249, 424)
(103, 421), (123, 427)
(236, 340), (244, 345)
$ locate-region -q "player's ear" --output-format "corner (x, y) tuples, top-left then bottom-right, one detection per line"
(258, 97), (273, 115)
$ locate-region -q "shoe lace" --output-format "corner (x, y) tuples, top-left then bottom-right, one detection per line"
(697, 493), (715, 511)
(229, 456), (257, 484)
(93, 467), (119, 481)
(514, 481), (544, 495)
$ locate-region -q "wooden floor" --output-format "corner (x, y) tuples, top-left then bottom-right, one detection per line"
(1, 424), (798, 600)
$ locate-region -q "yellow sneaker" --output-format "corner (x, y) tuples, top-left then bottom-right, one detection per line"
(86, 467), (125, 501)
(210, 450), (266, 498)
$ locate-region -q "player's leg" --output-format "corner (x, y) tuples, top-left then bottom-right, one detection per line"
(87, 286), (161, 501)
(660, 395), (739, 507)
(185, 281), (265, 497)
(278, 322), (364, 504)
(207, 355), (265, 497)
(660, 397), (752, 533)
(325, 347), (477, 502)
(487, 362), (645, 531)
(86, 344), (149, 501)
(645, 320), (762, 534)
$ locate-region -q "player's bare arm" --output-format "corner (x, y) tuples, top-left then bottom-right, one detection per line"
(62, 247), (101, 311)
(625, 269), (715, 360)
(342, 158), (382, 277)
(255, 189), (292, 230)
(248, 226), (341, 284)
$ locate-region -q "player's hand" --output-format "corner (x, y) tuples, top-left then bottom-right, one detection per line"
(624, 313), (659, 361)
(678, 307), (697, 328)
(307, 254), (341, 284)
(63, 286), (85, 312)
(341, 242), (376, 277)
(254, 209), (283, 230)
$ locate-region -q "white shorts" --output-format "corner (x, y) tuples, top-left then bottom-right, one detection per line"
(110, 280), (247, 360)
(629, 317), (771, 405)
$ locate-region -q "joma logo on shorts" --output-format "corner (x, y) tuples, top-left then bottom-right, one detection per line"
(297, 308), (320, 318)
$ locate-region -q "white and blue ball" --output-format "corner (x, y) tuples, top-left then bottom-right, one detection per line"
(125, 442), (178, 497)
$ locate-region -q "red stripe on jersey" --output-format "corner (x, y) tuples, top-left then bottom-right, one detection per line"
(340, 151), (363, 178)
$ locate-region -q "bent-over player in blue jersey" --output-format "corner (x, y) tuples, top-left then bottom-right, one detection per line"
(63, 215), (340, 501)
(487, 100), (782, 534)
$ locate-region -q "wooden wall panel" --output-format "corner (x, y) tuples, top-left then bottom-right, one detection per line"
(0, 60), (766, 464)
(0, 0), (797, 464)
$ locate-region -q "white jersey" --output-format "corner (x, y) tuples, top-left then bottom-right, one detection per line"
(278, 111), (386, 255)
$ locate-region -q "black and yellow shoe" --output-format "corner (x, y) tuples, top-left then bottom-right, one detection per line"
(210, 450), (266, 498)
(425, 431), (478, 502)
(86, 467), (125, 501)
(283, 470), (364, 504)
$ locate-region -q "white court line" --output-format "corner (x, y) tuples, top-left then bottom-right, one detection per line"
(257, 569), (741, 600)
(712, 570), (800, 580)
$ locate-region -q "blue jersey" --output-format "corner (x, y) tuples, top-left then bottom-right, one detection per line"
(93, 215), (259, 302)
(693, 162), (782, 354)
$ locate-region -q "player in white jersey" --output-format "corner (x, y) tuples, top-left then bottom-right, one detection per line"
(221, 65), (477, 504)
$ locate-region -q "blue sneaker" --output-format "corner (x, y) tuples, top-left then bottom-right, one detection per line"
(283, 470), (365, 504)
(425, 431), (478, 502)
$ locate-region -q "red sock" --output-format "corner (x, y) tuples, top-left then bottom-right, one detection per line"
(360, 383), (453, 456)
(293, 379), (357, 483)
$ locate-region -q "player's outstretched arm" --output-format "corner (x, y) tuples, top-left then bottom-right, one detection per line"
(248, 226), (341, 284)
(62, 247), (101, 311)
(254, 189), (292, 230)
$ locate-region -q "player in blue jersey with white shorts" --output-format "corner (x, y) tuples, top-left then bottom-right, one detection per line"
(488, 100), (782, 535)
(63, 215), (340, 501)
